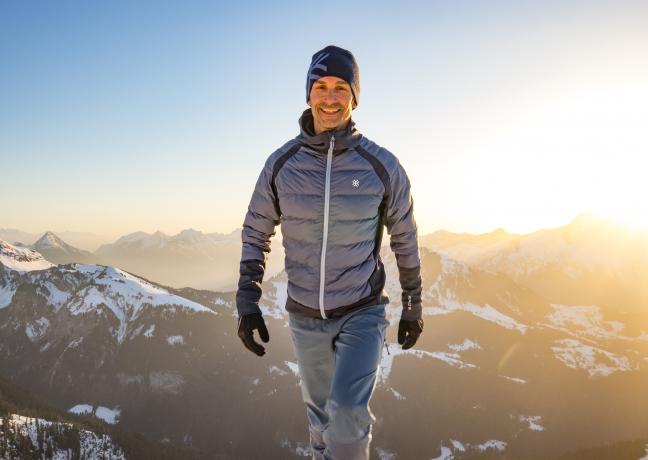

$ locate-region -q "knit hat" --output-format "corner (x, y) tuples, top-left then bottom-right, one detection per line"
(306, 45), (360, 108)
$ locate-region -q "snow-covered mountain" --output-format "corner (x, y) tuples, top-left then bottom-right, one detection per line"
(0, 239), (298, 458)
(0, 373), (202, 459)
(0, 239), (54, 273)
(30, 231), (99, 265)
(420, 214), (648, 314)
(0, 413), (126, 459)
(0, 228), (110, 252)
(95, 227), (285, 291)
(420, 227), (519, 265)
(2, 237), (648, 459)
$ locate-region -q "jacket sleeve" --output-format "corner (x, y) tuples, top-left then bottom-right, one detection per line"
(384, 158), (423, 321)
(236, 155), (280, 318)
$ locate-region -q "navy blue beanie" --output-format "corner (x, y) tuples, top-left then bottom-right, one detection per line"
(306, 45), (360, 108)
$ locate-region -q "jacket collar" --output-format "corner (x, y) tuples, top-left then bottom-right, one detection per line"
(295, 108), (363, 155)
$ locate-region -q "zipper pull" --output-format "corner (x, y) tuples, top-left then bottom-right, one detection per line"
(384, 340), (390, 355)
(407, 294), (412, 310)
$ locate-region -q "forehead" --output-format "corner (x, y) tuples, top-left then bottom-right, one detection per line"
(313, 76), (349, 87)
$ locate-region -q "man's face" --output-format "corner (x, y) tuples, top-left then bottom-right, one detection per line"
(308, 76), (355, 135)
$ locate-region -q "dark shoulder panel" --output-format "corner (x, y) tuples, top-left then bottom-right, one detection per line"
(354, 144), (391, 201)
(272, 143), (302, 185)
(268, 142), (302, 216)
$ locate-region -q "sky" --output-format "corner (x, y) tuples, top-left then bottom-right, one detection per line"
(1, 0), (647, 240)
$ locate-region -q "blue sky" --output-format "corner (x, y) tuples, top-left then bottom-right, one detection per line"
(2, 1), (647, 238)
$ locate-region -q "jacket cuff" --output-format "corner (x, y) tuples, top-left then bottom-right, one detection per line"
(236, 297), (262, 317)
(236, 259), (265, 317)
(401, 302), (422, 321)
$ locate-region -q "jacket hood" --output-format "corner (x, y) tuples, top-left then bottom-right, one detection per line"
(296, 108), (363, 155)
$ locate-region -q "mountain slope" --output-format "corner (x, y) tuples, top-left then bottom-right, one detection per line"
(0, 374), (205, 459)
(31, 231), (99, 265)
(0, 228), (110, 252)
(0, 240), (54, 274)
(420, 214), (648, 319)
(0, 239), (301, 458)
(2, 238), (648, 458)
(95, 228), (285, 291)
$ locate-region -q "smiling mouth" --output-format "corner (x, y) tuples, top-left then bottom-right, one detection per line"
(319, 106), (341, 115)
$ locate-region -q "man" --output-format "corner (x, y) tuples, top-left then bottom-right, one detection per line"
(236, 45), (424, 460)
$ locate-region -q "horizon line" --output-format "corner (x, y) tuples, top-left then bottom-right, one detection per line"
(2, 212), (639, 243)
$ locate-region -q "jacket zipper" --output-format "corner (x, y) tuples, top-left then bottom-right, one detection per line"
(318, 134), (335, 319)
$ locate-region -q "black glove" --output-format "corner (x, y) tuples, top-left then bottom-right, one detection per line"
(237, 313), (270, 357)
(398, 317), (424, 350)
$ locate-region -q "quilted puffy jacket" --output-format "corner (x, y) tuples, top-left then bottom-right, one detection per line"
(236, 108), (422, 320)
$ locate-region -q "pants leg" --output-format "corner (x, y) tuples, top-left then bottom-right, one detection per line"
(289, 305), (389, 460)
(288, 313), (335, 459)
(323, 305), (389, 460)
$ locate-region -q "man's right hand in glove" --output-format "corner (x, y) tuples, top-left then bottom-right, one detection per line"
(237, 313), (270, 356)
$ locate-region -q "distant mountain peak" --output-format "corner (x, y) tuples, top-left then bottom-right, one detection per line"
(114, 231), (170, 247)
(34, 231), (67, 249)
(172, 228), (207, 244)
(29, 231), (98, 265)
(566, 212), (622, 232)
(178, 228), (201, 235)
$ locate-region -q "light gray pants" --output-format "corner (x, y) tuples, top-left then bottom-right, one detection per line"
(288, 304), (389, 460)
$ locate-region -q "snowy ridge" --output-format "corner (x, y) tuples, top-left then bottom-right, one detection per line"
(420, 252), (529, 333)
(544, 303), (646, 342)
(423, 214), (648, 284)
(551, 338), (639, 377)
(257, 279), (289, 322)
(39, 280), (71, 312)
(0, 239), (54, 272)
(385, 248), (530, 333)
(378, 342), (478, 386)
(448, 339), (481, 352)
(0, 279), (18, 309)
(428, 297), (528, 334)
(69, 404), (121, 424)
(0, 413), (125, 459)
(1, 241), (217, 344)
(66, 264), (215, 342)
(500, 375), (527, 384)
(111, 230), (170, 248)
(383, 250), (471, 308)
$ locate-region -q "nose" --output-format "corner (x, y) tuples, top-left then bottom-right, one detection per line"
(322, 89), (339, 104)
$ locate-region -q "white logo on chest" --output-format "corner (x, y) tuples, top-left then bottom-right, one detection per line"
(352, 179), (360, 188)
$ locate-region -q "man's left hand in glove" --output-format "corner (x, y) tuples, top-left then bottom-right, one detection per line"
(398, 317), (424, 350)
